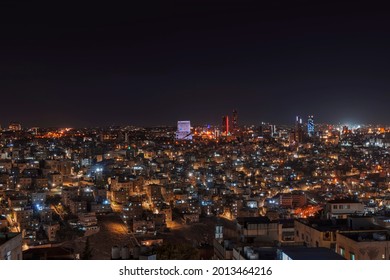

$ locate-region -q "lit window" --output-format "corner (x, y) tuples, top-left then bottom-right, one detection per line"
(340, 247), (345, 257)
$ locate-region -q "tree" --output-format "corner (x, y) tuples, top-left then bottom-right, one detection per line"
(157, 242), (200, 260)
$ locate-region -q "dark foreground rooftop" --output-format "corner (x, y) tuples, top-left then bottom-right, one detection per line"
(0, 233), (21, 246)
(278, 247), (345, 260)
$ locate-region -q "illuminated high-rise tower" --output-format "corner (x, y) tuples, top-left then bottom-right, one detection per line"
(176, 121), (192, 140)
(295, 116), (304, 143)
(307, 115), (314, 137)
(222, 115), (229, 135)
(232, 109), (238, 131)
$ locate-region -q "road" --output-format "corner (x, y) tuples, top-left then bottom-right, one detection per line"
(68, 214), (136, 259)
(63, 215), (235, 259)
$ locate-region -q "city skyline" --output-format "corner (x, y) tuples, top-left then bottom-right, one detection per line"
(1, 114), (390, 260)
(2, 113), (389, 129)
(3, 0), (390, 265)
(1, 1), (390, 127)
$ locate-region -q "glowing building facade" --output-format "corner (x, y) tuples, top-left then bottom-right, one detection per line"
(222, 116), (229, 135)
(308, 115), (314, 137)
(176, 121), (192, 140)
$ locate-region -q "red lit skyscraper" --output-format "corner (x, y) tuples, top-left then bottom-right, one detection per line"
(222, 115), (229, 135)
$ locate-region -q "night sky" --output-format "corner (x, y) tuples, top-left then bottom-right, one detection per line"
(1, 1), (390, 127)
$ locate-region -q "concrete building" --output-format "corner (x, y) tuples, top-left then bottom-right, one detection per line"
(39, 208), (53, 223)
(78, 212), (98, 227)
(176, 121), (192, 140)
(277, 247), (344, 260)
(43, 223), (61, 242)
(18, 177), (32, 188)
(48, 172), (63, 188)
(213, 239), (234, 260)
(62, 187), (78, 206)
(8, 123), (22, 132)
(159, 206), (172, 223)
(236, 217), (281, 243)
(278, 193), (307, 208)
(13, 207), (34, 230)
(31, 192), (46, 205)
(69, 198), (87, 215)
(0, 215), (8, 230)
(110, 189), (130, 204)
(0, 233), (22, 260)
(34, 177), (49, 189)
(294, 219), (346, 249)
(325, 199), (364, 219)
(232, 246), (276, 260)
(279, 219), (295, 243)
(336, 230), (390, 260)
(110, 177), (133, 192)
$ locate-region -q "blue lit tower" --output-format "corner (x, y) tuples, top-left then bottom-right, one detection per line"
(307, 115), (314, 137)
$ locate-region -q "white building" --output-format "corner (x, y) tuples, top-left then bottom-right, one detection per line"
(176, 121), (192, 140)
(325, 199), (364, 219)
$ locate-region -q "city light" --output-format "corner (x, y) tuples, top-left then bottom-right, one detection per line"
(1, 0), (390, 267)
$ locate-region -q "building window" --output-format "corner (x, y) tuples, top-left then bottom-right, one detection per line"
(340, 247), (345, 257)
(323, 232), (331, 241)
(333, 205), (337, 209)
(350, 253), (355, 260)
(296, 230), (299, 237)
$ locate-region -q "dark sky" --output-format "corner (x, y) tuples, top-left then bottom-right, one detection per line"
(1, 0), (390, 127)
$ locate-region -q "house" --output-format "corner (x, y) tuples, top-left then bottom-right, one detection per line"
(236, 217), (280, 243)
(336, 230), (390, 260)
(325, 199), (364, 219)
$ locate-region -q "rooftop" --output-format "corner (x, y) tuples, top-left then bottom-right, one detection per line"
(236, 216), (273, 226)
(296, 218), (349, 232)
(327, 199), (361, 204)
(339, 230), (390, 242)
(23, 246), (75, 260)
(0, 233), (21, 246)
(279, 247), (345, 260)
